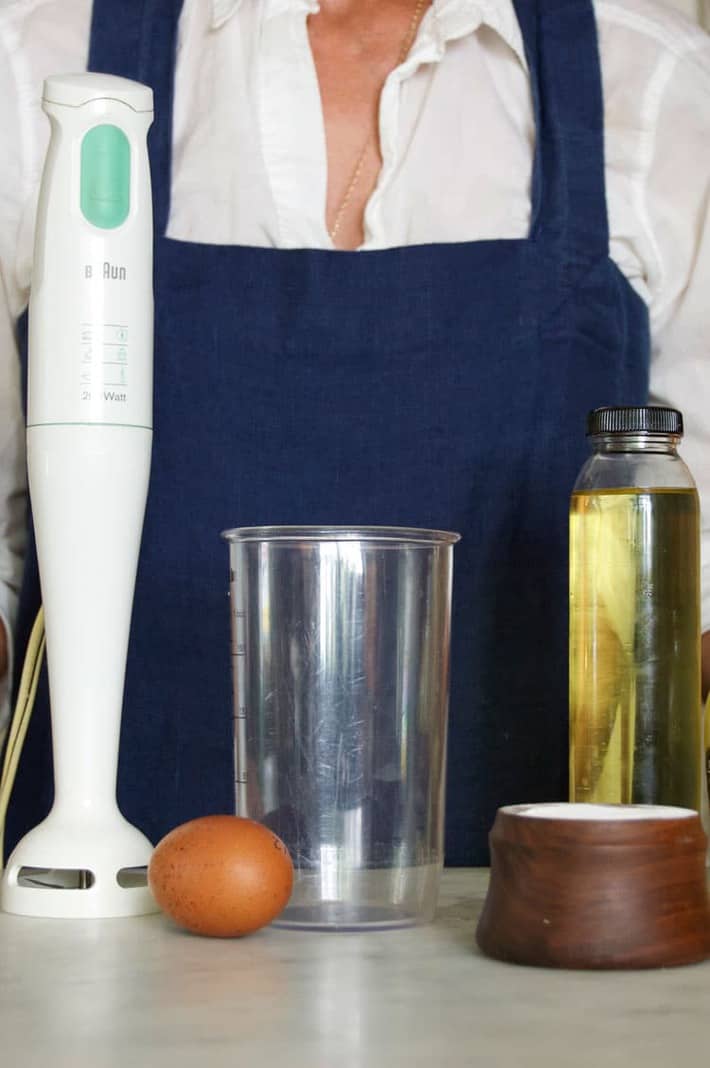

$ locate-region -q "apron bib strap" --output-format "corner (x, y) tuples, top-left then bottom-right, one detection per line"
(88, 0), (181, 237)
(516, 0), (610, 264)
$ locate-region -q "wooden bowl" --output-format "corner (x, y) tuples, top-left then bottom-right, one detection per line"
(476, 803), (710, 969)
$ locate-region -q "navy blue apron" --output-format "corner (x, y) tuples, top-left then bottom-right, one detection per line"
(6, 0), (649, 864)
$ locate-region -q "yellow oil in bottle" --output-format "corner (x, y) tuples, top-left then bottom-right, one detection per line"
(569, 487), (701, 808)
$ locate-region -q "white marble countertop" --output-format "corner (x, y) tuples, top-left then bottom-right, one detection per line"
(1, 869), (709, 1067)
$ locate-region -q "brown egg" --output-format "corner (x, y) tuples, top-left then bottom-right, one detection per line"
(148, 815), (293, 937)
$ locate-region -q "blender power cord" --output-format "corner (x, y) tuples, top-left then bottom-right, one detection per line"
(0, 608), (45, 865)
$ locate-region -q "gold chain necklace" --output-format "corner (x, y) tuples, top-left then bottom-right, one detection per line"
(328, 0), (428, 244)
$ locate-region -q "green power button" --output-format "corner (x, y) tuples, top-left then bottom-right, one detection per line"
(80, 124), (130, 229)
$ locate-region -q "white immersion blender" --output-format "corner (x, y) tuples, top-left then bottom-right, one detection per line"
(1, 74), (157, 917)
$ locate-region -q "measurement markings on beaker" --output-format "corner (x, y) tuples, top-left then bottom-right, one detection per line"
(234, 711), (248, 814)
(232, 591), (248, 813)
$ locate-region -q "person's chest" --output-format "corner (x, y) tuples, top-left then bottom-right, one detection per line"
(170, 0), (536, 251)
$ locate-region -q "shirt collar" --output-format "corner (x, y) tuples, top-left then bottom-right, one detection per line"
(212, 0), (316, 27)
(431, 1), (526, 68)
(211, 0), (527, 69)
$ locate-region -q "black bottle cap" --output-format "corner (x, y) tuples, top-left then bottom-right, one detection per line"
(586, 406), (683, 437)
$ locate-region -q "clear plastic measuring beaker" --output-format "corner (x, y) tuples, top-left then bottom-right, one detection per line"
(222, 526), (460, 930)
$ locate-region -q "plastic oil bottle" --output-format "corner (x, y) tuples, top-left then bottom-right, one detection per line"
(569, 407), (702, 809)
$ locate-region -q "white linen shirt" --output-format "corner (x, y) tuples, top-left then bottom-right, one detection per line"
(1, 0), (710, 734)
